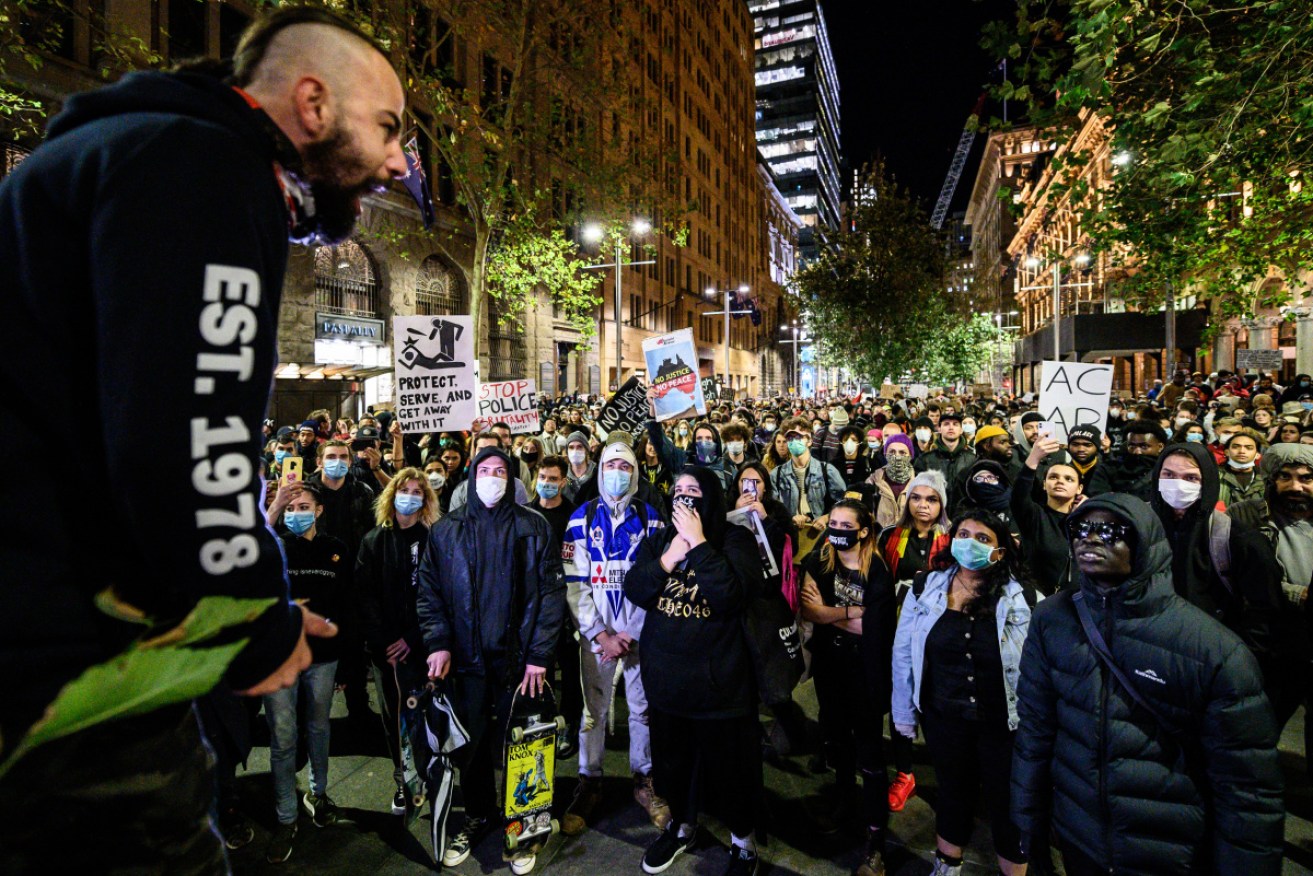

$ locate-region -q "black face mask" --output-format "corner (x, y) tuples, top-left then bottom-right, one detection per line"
(673, 494), (704, 516)
(969, 477), (1012, 512)
(521, 450), (539, 463)
(827, 526), (859, 551)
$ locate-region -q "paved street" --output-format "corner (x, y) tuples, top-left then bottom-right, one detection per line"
(228, 678), (1313, 875)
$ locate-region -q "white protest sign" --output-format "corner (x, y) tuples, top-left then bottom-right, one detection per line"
(907, 384), (929, 400)
(477, 379), (539, 434)
(392, 315), (478, 433)
(1037, 361), (1113, 444)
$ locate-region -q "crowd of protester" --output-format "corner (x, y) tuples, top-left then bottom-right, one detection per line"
(215, 366), (1313, 876)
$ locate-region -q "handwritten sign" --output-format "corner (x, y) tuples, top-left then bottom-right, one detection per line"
(1037, 361), (1113, 444)
(597, 377), (649, 436)
(393, 315), (477, 433)
(477, 379), (539, 434)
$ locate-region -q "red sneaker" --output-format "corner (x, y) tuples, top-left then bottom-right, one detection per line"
(887, 771), (916, 812)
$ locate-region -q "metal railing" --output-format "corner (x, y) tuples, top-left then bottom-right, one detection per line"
(315, 276), (379, 318)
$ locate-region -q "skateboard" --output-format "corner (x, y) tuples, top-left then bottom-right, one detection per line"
(502, 685), (564, 854)
(395, 666), (427, 826)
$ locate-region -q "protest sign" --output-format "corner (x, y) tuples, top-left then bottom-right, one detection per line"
(643, 328), (707, 421)
(1037, 361), (1113, 444)
(477, 379), (539, 434)
(907, 384), (929, 400)
(393, 315), (477, 433)
(596, 376), (649, 435)
(701, 376), (718, 402)
(879, 383), (899, 400)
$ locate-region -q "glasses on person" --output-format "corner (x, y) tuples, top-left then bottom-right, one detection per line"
(1070, 520), (1133, 544)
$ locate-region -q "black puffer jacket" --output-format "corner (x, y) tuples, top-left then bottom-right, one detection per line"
(1012, 493), (1284, 876)
(417, 455), (566, 681)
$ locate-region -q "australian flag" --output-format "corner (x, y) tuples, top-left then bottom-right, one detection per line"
(402, 136), (436, 229)
(731, 290), (763, 326)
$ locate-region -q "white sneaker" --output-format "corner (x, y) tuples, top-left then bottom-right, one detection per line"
(510, 852), (536, 875)
(930, 856), (962, 876)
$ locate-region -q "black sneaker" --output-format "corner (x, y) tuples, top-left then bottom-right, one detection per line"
(723, 846), (759, 876)
(218, 807), (254, 850)
(642, 824), (696, 874)
(391, 783), (407, 816)
(442, 816), (490, 868)
(265, 822), (297, 864)
(303, 792), (339, 828)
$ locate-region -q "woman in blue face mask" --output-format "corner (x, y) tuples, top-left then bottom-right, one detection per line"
(890, 510), (1039, 876)
(355, 468), (440, 816)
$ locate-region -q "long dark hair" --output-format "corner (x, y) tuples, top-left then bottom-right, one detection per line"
(930, 509), (1031, 617)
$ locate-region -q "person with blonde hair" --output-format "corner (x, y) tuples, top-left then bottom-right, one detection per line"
(356, 467), (439, 815)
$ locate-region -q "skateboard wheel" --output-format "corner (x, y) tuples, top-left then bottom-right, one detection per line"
(506, 833), (519, 851)
(406, 695), (419, 709)
(554, 716), (566, 733)
(412, 793), (424, 806)
(511, 727), (525, 743)
(550, 818), (560, 836)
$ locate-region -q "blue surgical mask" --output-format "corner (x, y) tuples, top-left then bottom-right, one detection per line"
(284, 510), (315, 536)
(537, 480), (560, 500)
(274, 449), (290, 465)
(394, 494), (423, 516)
(951, 536), (999, 571)
(602, 469), (631, 498)
(1185, 433), (1205, 443)
(322, 459), (349, 480)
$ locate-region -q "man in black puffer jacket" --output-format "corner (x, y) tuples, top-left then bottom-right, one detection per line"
(1012, 493), (1283, 876)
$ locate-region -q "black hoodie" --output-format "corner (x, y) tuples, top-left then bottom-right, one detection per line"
(0, 71), (301, 748)
(1149, 443), (1302, 713)
(1012, 493), (1283, 874)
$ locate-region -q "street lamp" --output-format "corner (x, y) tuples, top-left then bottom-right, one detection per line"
(779, 321), (809, 397)
(1020, 250), (1095, 361)
(1112, 151), (1133, 168)
(703, 283), (753, 398)
(581, 219), (654, 391)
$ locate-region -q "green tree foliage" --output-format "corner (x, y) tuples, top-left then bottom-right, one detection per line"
(795, 161), (1003, 387)
(983, 0), (1313, 320)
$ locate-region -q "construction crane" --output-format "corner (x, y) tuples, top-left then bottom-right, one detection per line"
(930, 94), (987, 230)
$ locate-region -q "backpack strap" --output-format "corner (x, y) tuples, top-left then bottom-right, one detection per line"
(911, 570), (930, 598)
(1207, 510), (1233, 595)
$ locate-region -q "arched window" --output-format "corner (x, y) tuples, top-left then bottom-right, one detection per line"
(314, 241), (378, 317)
(415, 255), (466, 315)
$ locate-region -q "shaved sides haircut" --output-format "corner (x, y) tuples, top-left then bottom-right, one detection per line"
(229, 6), (387, 88)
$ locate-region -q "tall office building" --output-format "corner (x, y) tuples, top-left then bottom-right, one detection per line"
(750, 0), (843, 263)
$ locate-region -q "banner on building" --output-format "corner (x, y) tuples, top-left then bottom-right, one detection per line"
(643, 328), (707, 421)
(393, 315), (477, 433)
(596, 377), (649, 436)
(477, 379), (539, 434)
(1037, 360), (1113, 444)
(1236, 348), (1284, 372)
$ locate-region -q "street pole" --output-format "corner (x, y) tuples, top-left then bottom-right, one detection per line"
(614, 238), (623, 391)
(1164, 279), (1176, 375)
(724, 289), (731, 399)
(1053, 260), (1062, 361)
(703, 286), (751, 399)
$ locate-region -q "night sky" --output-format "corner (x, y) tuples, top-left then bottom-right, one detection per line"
(825, 0), (1015, 211)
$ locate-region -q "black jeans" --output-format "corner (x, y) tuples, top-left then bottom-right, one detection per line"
(650, 707), (762, 838)
(920, 706), (1026, 865)
(0, 704), (227, 875)
(811, 641), (888, 831)
(450, 672), (516, 821)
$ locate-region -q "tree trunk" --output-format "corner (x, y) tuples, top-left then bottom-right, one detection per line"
(469, 221), (491, 367)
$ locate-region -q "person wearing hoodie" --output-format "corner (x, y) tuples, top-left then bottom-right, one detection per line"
(1012, 494), (1284, 876)
(1150, 441), (1305, 721)
(911, 416), (938, 456)
(1107, 421), (1166, 502)
(833, 426), (875, 488)
(957, 459), (1019, 541)
(769, 417), (848, 561)
(624, 467), (765, 876)
(0, 6), (409, 865)
(914, 411), (976, 511)
(1009, 412), (1045, 470)
(562, 442), (671, 836)
(865, 433), (917, 528)
(645, 414), (737, 494)
(419, 446), (567, 874)
(562, 430), (597, 500)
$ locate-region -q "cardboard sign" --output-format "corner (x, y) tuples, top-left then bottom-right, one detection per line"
(477, 379), (539, 434)
(1037, 361), (1113, 444)
(643, 328), (707, 421)
(393, 315), (477, 433)
(596, 376), (649, 436)
(907, 383), (929, 400)
(1236, 348), (1284, 372)
(879, 383), (899, 400)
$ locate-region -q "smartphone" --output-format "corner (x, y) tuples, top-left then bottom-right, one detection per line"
(281, 455), (303, 484)
(1036, 421), (1056, 442)
(742, 480), (759, 500)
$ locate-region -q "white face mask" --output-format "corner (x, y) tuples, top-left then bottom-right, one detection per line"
(843, 439), (859, 455)
(1229, 459), (1255, 471)
(475, 476), (508, 507)
(427, 471), (446, 490)
(1158, 478), (1201, 510)
(915, 428), (932, 444)
(568, 448), (586, 466)
(726, 440), (745, 457)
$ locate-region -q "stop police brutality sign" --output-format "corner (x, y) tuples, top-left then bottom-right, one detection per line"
(477, 379), (540, 435)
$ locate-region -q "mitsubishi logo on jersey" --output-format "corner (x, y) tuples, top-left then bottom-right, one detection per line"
(1134, 668), (1167, 685)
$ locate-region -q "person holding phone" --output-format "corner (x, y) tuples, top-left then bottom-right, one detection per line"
(624, 468), (765, 876)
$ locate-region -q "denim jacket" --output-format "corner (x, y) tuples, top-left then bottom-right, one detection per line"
(769, 457), (847, 519)
(890, 566), (1037, 731)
